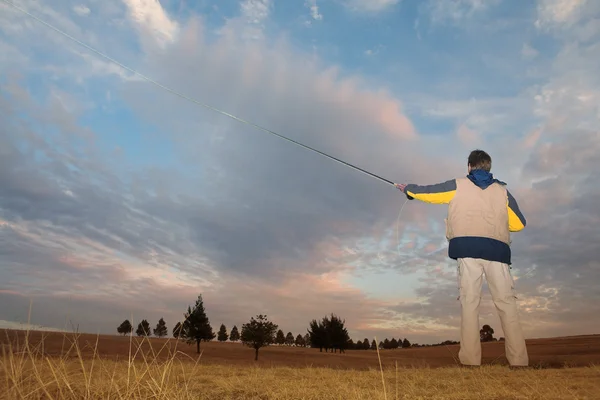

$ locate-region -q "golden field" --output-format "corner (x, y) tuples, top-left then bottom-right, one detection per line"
(1, 329), (599, 399)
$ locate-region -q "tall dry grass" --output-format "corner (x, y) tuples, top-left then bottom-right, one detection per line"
(2, 327), (599, 400)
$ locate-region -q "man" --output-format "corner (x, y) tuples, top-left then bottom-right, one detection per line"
(395, 149), (528, 368)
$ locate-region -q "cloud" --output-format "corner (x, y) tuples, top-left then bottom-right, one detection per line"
(521, 43), (539, 60)
(426, 0), (500, 24)
(240, 0), (271, 24)
(237, 0), (272, 39)
(522, 127), (542, 149)
(456, 123), (480, 146)
(0, 319), (68, 333)
(123, 0), (179, 46)
(0, 2), (429, 341)
(306, 0), (323, 21)
(365, 44), (384, 56)
(73, 5), (91, 17)
(2, 0), (600, 344)
(535, 0), (587, 29)
(342, 0), (400, 13)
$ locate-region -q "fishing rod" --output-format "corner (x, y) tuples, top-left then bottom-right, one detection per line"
(3, 0), (399, 188)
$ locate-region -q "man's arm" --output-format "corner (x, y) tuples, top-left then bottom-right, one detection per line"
(507, 190), (526, 232)
(399, 179), (457, 204)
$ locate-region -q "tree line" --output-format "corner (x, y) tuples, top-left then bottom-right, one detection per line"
(116, 294), (279, 359)
(117, 293), (473, 360)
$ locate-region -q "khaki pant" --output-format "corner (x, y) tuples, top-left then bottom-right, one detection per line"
(457, 257), (529, 366)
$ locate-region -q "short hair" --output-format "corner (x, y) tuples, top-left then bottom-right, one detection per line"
(468, 149), (492, 171)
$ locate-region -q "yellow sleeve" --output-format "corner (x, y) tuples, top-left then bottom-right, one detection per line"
(507, 190), (526, 232)
(404, 179), (457, 204)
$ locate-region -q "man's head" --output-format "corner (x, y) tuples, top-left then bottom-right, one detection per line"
(468, 149), (492, 172)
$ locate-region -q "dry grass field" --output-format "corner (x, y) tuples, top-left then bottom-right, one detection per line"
(1, 329), (599, 399)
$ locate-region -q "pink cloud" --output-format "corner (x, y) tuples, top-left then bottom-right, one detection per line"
(456, 123), (480, 146)
(523, 127), (543, 148)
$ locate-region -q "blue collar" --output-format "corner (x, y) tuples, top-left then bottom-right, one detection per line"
(467, 169), (506, 189)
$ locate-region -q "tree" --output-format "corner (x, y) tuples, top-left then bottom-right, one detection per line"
(383, 338), (390, 349)
(276, 329), (286, 345)
(402, 338), (411, 348)
(390, 338), (398, 349)
(136, 319), (151, 336)
(240, 314), (278, 361)
(308, 314), (350, 353)
(303, 333), (310, 347)
(370, 339), (377, 350)
(182, 294), (215, 353)
(308, 319), (328, 352)
(218, 324), (229, 342)
(117, 319), (132, 336)
(153, 318), (168, 338)
(173, 322), (184, 338)
(285, 332), (295, 346)
(324, 314), (351, 353)
(295, 334), (305, 347)
(229, 325), (240, 342)
(480, 325), (495, 342)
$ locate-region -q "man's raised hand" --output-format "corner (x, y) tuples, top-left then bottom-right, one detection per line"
(394, 183), (406, 192)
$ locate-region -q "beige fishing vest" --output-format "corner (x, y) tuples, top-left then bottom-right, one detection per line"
(445, 177), (510, 245)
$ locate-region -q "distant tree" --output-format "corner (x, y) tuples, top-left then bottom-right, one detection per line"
(182, 294), (215, 353)
(295, 334), (305, 347)
(480, 325), (495, 342)
(390, 338), (399, 349)
(330, 314), (351, 353)
(276, 329), (286, 345)
(218, 324), (229, 342)
(153, 318), (168, 338)
(303, 333), (311, 347)
(379, 341), (384, 349)
(240, 314), (278, 361)
(402, 338), (411, 348)
(229, 325), (240, 342)
(117, 319), (132, 336)
(308, 319), (328, 352)
(370, 339), (376, 350)
(173, 322), (184, 338)
(285, 332), (295, 346)
(136, 319), (151, 336)
(383, 338), (390, 349)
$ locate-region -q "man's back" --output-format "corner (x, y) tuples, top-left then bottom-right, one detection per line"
(402, 169), (525, 265)
(446, 176), (512, 264)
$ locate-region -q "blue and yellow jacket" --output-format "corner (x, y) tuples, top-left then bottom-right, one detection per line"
(404, 170), (526, 264)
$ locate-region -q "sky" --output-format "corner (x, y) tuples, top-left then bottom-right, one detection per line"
(0, 0), (599, 345)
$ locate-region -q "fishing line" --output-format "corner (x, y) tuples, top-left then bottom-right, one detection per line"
(8, 0), (419, 312)
(3, 0), (397, 187)
(3, 1), (468, 361)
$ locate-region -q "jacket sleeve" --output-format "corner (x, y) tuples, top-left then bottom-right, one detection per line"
(404, 179), (457, 204)
(507, 190), (526, 232)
